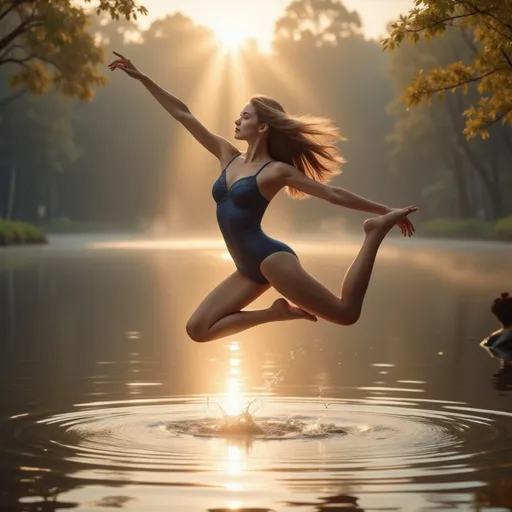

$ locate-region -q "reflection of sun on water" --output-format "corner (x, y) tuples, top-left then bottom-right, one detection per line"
(226, 342), (243, 415)
(222, 342), (249, 496)
(226, 444), (243, 476)
(227, 376), (243, 415)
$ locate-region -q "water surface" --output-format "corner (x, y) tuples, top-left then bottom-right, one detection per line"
(1, 234), (511, 511)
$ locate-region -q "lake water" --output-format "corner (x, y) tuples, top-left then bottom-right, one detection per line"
(0, 234), (511, 512)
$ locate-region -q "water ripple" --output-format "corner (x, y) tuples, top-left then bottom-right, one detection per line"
(1, 395), (512, 492)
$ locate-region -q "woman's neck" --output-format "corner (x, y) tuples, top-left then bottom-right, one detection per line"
(244, 137), (271, 163)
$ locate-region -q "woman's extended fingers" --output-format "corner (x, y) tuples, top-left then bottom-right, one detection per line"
(108, 60), (124, 69)
(109, 62), (126, 72)
(112, 51), (128, 61)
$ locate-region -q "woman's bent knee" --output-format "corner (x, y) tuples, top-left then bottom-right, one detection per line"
(185, 318), (209, 343)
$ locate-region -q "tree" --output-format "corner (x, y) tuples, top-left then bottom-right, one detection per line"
(65, 13), (219, 224)
(271, 1), (396, 229)
(0, 78), (78, 220)
(383, 0), (512, 139)
(0, 0), (147, 102)
(386, 25), (512, 219)
(274, 0), (362, 48)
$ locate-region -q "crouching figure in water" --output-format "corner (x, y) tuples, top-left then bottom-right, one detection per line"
(481, 292), (512, 355)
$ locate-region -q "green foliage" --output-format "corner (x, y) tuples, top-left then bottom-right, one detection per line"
(60, 8), (394, 228)
(0, 0), (147, 101)
(386, 14), (512, 221)
(41, 217), (135, 233)
(1, 1), (508, 229)
(0, 86), (79, 174)
(420, 217), (512, 240)
(92, 0), (147, 20)
(383, 0), (512, 139)
(493, 216), (512, 240)
(0, 220), (47, 246)
(420, 218), (492, 238)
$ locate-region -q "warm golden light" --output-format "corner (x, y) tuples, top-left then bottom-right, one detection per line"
(226, 444), (243, 476)
(133, 0), (417, 56)
(227, 373), (243, 414)
(212, 20), (247, 52)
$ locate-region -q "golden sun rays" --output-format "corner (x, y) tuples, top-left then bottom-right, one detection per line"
(164, 32), (319, 228)
(211, 20), (248, 53)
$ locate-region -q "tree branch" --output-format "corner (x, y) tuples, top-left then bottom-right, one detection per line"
(417, 67), (500, 95)
(0, 15), (45, 53)
(401, 5), (512, 45)
(0, 54), (36, 66)
(0, 0), (27, 24)
(34, 53), (62, 72)
(483, 105), (512, 130)
(0, 87), (27, 108)
(501, 48), (512, 68)
(458, 1), (512, 44)
(400, 12), (476, 34)
(479, 17), (512, 44)
(0, 43), (26, 62)
(460, 1), (512, 34)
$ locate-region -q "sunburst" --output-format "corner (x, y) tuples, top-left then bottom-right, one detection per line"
(212, 20), (247, 52)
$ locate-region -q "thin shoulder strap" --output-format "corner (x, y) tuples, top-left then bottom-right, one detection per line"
(223, 153), (240, 172)
(255, 160), (273, 177)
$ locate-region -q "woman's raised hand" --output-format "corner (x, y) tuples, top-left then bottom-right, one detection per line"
(108, 51), (144, 80)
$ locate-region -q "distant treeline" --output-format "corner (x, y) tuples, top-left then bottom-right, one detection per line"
(0, 1), (511, 235)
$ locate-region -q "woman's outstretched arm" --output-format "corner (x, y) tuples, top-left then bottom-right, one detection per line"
(276, 162), (416, 236)
(138, 74), (190, 120)
(138, 76), (238, 156)
(108, 51), (238, 160)
(277, 162), (389, 214)
(328, 187), (389, 215)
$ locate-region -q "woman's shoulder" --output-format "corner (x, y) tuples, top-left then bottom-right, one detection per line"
(271, 161), (299, 177)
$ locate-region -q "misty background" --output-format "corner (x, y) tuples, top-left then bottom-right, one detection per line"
(1, 0), (511, 236)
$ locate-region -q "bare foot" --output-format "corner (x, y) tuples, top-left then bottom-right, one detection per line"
(270, 298), (317, 322)
(364, 206), (417, 239)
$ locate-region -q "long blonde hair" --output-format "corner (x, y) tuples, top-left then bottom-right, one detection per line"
(250, 95), (346, 199)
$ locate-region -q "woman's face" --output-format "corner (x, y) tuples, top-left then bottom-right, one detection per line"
(234, 102), (266, 140)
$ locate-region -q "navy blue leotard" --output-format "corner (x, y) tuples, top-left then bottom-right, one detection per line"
(212, 154), (297, 284)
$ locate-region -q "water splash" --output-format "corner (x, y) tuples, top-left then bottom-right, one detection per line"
(166, 412), (347, 439)
(192, 396), (340, 438)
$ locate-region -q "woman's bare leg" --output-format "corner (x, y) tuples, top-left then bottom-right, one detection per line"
(186, 272), (316, 343)
(260, 207), (417, 325)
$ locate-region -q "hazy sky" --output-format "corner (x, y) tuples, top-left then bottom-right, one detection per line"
(135, 0), (415, 52)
